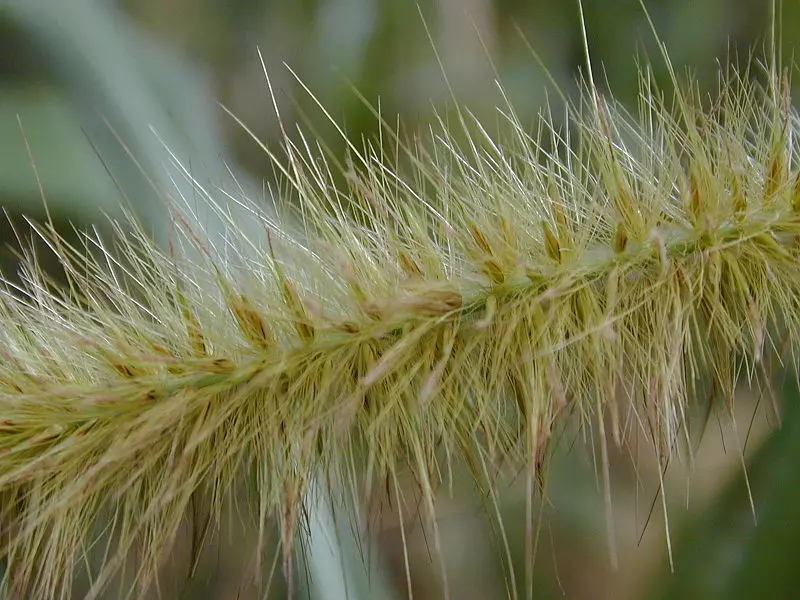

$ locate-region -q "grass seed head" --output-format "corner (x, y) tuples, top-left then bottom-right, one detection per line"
(1, 28), (800, 599)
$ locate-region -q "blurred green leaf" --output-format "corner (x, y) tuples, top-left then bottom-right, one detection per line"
(0, 86), (120, 220)
(648, 379), (800, 600)
(0, 0), (267, 248)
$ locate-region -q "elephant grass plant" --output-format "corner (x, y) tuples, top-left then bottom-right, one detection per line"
(1, 7), (799, 598)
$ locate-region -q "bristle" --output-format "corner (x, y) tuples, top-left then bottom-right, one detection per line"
(1, 42), (799, 599)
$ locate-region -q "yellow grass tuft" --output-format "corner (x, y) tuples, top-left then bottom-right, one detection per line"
(1, 17), (799, 599)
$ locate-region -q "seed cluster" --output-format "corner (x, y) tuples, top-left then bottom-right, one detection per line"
(1, 51), (800, 598)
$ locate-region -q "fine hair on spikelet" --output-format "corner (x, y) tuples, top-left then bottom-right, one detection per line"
(0, 3), (798, 599)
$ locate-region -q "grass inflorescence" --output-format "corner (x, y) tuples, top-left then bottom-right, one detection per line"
(1, 19), (800, 599)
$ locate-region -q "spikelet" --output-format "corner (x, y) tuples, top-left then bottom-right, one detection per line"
(1, 28), (800, 599)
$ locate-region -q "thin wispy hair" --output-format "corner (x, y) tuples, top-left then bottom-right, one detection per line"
(0, 12), (798, 599)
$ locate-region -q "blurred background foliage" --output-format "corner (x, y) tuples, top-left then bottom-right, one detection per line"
(1, 0), (799, 598)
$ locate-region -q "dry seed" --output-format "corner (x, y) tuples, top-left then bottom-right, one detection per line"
(482, 258), (506, 284)
(542, 221), (561, 263)
(232, 295), (273, 349)
(613, 222), (628, 254)
(469, 224), (493, 255)
(399, 251), (423, 278)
